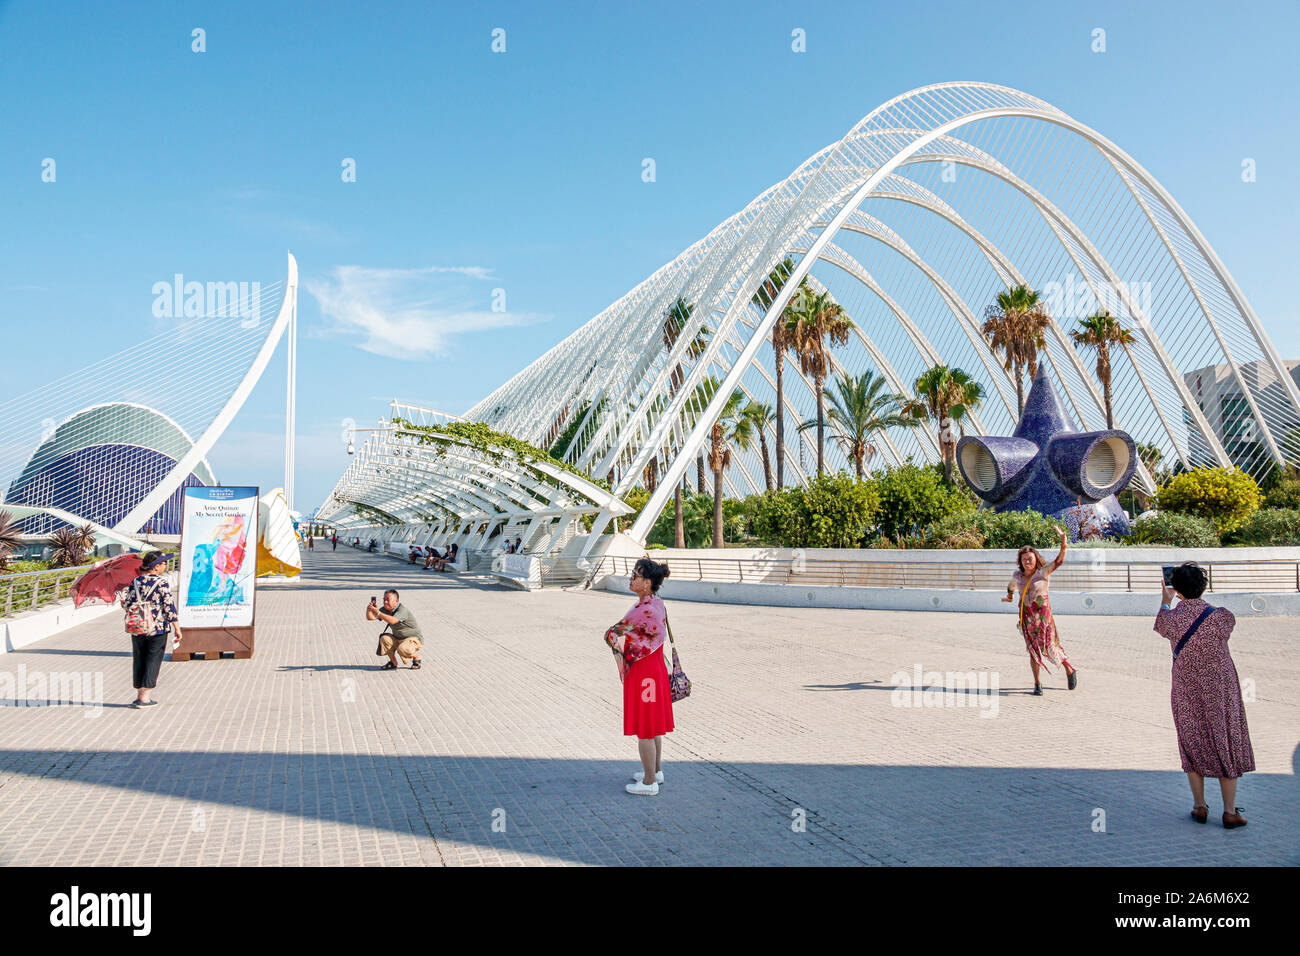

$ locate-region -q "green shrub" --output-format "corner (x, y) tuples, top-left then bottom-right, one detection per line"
(1224, 508), (1300, 546)
(799, 473), (881, 548)
(750, 488), (797, 546)
(923, 508), (1060, 550)
(871, 463), (974, 540)
(1131, 512), (1221, 548)
(749, 475), (880, 549)
(646, 492), (714, 548)
(1156, 467), (1262, 534)
(645, 542), (667, 550)
(1264, 478), (1300, 510)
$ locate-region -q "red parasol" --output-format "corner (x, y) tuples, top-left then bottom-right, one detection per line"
(71, 553), (144, 608)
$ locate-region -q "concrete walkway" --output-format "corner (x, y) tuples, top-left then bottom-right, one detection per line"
(0, 545), (1295, 866)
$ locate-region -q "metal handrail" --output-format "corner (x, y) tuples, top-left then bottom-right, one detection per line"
(0, 554), (179, 619)
(588, 554), (1300, 594)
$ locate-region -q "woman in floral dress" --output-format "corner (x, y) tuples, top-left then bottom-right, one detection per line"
(1002, 526), (1079, 696)
(603, 557), (675, 796)
(1155, 563), (1253, 828)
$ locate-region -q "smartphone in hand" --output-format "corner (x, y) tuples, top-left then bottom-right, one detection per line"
(1161, 566), (1176, 586)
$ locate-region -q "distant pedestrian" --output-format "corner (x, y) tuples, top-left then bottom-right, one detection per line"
(366, 588), (423, 670)
(120, 551), (183, 708)
(308, 533), (314, 551)
(331, 534), (337, 551)
(604, 557), (675, 795)
(1002, 526), (1078, 696)
(1156, 563), (1254, 829)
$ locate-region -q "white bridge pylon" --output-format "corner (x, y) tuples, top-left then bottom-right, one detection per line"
(332, 83), (1300, 550)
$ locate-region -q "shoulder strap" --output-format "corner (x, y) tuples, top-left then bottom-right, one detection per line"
(1173, 605), (1216, 660)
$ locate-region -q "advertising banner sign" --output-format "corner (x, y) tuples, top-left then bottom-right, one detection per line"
(178, 486), (258, 629)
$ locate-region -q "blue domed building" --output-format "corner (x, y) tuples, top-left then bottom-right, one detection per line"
(5, 402), (215, 536)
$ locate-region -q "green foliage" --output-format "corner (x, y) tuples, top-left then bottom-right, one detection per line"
(747, 475), (880, 548)
(923, 508), (1060, 550)
(1156, 467), (1262, 534)
(1263, 478), (1300, 510)
(615, 487), (654, 534)
(871, 463), (975, 540)
(646, 492), (713, 548)
(800, 473), (881, 548)
(397, 419), (603, 487)
(1224, 508), (1300, 546)
(547, 401), (589, 459)
(1131, 512), (1221, 548)
(645, 542), (667, 550)
(750, 488), (803, 547)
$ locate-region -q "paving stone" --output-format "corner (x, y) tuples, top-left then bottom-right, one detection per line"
(0, 546), (1295, 865)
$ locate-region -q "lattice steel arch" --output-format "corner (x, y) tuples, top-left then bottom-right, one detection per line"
(432, 84), (1300, 548)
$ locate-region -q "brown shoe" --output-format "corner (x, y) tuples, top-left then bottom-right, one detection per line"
(1190, 805), (1208, 824)
(1222, 807), (1247, 829)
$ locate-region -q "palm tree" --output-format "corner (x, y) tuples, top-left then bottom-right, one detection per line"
(740, 401), (777, 490)
(785, 287), (854, 477)
(903, 366), (985, 483)
(707, 389), (755, 546)
(47, 526), (86, 569)
(982, 284), (1052, 417)
(1070, 309), (1135, 429)
(800, 371), (918, 479)
(663, 297), (710, 397)
(75, 522), (97, 557)
(752, 257), (803, 488)
(0, 509), (23, 572)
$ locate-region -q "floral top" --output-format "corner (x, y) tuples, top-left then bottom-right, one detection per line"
(603, 594), (667, 666)
(123, 574), (179, 633)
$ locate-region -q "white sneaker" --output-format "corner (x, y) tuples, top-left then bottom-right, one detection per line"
(625, 779), (659, 796)
(630, 770), (665, 784)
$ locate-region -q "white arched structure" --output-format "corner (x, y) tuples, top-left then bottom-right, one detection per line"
(328, 83), (1300, 549)
(0, 253), (299, 537)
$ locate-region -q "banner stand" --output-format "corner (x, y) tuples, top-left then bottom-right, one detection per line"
(176, 486), (259, 662)
(173, 625), (254, 661)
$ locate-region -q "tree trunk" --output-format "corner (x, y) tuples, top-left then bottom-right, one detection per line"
(697, 455), (706, 494)
(815, 378), (825, 478)
(645, 458), (657, 492)
(774, 343), (785, 488)
(759, 430), (773, 491)
(674, 485), (685, 548)
(1099, 347), (1113, 429)
(712, 464), (725, 548)
(1015, 362), (1025, 419)
(854, 446), (864, 480)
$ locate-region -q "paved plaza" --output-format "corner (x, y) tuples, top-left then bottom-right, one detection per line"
(1, 546), (1296, 866)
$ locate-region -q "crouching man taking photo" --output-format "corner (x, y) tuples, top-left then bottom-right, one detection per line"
(366, 588), (424, 671)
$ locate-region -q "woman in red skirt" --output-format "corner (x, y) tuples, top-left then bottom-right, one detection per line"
(1001, 526), (1079, 696)
(604, 557), (674, 796)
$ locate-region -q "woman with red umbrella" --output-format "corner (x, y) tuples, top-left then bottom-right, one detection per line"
(120, 551), (183, 708)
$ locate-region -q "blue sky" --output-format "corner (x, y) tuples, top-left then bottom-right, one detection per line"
(2, 0), (1297, 511)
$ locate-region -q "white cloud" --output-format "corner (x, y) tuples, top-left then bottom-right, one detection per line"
(305, 264), (546, 360)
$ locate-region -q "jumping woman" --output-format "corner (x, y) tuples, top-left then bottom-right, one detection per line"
(1002, 526), (1079, 696)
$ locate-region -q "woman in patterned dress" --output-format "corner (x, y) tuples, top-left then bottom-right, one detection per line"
(1155, 563), (1253, 829)
(121, 551), (183, 708)
(603, 557), (675, 796)
(1001, 526), (1079, 696)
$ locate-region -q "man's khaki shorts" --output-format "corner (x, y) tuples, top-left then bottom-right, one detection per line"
(379, 634), (423, 660)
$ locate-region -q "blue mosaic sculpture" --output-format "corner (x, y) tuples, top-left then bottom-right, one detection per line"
(956, 366), (1138, 539)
